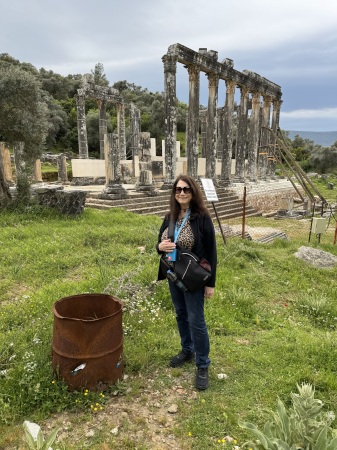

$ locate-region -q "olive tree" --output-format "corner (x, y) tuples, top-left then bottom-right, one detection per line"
(0, 64), (49, 204)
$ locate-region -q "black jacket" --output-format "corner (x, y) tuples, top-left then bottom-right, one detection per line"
(156, 213), (217, 287)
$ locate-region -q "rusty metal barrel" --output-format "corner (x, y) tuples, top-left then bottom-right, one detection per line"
(52, 293), (123, 391)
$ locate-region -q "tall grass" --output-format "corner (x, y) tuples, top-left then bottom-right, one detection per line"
(1, 206), (337, 449)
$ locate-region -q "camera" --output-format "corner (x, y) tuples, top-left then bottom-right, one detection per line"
(166, 269), (187, 292)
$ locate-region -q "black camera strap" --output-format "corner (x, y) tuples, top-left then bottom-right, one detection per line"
(168, 217), (175, 242)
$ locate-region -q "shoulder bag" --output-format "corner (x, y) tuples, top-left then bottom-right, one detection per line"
(160, 215), (211, 292)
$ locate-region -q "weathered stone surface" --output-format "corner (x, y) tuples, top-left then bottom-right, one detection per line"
(294, 246), (337, 268)
(35, 186), (86, 215)
(55, 190), (87, 216)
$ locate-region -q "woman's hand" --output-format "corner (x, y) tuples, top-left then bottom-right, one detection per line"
(159, 239), (176, 253)
(204, 287), (214, 299)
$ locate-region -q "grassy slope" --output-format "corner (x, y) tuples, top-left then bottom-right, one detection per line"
(0, 201), (337, 449)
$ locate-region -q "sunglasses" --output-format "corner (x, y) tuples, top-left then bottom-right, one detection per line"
(175, 186), (191, 194)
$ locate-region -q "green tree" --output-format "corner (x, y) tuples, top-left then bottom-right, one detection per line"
(310, 144), (337, 174)
(91, 63), (109, 87)
(86, 109), (114, 154)
(0, 64), (49, 204)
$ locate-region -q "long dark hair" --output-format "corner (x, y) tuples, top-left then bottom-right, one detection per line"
(168, 174), (209, 221)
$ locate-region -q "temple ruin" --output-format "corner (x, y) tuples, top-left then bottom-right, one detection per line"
(162, 43), (282, 188)
(73, 43), (282, 192)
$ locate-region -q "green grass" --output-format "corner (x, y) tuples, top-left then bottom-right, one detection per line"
(1, 205), (337, 449)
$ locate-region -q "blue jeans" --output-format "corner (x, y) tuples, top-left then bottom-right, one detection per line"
(169, 281), (210, 368)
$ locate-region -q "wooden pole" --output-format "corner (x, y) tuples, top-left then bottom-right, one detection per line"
(242, 186), (246, 239)
(212, 202), (226, 245)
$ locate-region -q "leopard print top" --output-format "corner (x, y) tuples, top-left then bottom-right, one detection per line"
(161, 217), (195, 250)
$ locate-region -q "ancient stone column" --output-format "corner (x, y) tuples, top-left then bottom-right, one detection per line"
(199, 110), (207, 158)
(57, 154), (68, 183)
(33, 159), (43, 182)
(13, 142), (26, 180)
(186, 64), (200, 178)
(247, 92), (261, 181)
(75, 94), (89, 159)
(216, 108), (224, 160)
(130, 103), (140, 158)
(258, 95), (272, 180)
(206, 72), (219, 179)
(139, 132), (152, 170)
(235, 87), (250, 181)
(162, 53), (177, 188)
(0, 143), (13, 183)
(98, 99), (107, 160)
(102, 133), (127, 196)
(220, 80), (236, 184)
(117, 102), (127, 160)
(136, 169), (157, 195)
(269, 99), (282, 177)
(0, 147), (11, 205)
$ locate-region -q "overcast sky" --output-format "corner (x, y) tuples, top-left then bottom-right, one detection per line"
(1, 0), (336, 131)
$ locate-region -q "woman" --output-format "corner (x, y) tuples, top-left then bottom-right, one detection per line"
(156, 175), (217, 390)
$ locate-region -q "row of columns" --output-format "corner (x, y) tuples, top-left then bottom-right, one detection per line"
(162, 44), (282, 187)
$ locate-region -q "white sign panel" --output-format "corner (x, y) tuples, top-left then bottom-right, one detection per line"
(200, 178), (218, 202)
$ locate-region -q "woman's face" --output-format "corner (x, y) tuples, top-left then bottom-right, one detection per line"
(175, 180), (192, 209)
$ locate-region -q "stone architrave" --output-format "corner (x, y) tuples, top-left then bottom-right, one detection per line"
(33, 159), (43, 182)
(162, 53), (177, 189)
(57, 154), (68, 183)
(117, 102), (126, 160)
(220, 80), (236, 184)
(247, 92), (261, 181)
(258, 95), (272, 180)
(205, 72), (219, 179)
(235, 87), (250, 181)
(102, 133), (127, 196)
(186, 64), (200, 178)
(75, 94), (89, 159)
(0, 143), (13, 183)
(98, 99), (107, 160)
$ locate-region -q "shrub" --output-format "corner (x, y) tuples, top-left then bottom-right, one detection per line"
(239, 383), (337, 449)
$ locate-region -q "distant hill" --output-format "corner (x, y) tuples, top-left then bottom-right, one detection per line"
(285, 130), (337, 147)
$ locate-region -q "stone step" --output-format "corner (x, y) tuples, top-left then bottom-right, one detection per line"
(85, 196), (247, 211)
(84, 186), (262, 221)
(85, 200), (261, 220)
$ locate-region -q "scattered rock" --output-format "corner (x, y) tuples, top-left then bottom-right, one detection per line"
(294, 246), (337, 268)
(167, 404), (178, 414)
(217, 373), (228, 380)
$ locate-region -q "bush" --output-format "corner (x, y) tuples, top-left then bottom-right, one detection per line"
(239, 383), (337, 449)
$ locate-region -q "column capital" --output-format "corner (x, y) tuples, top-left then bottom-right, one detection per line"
(272, 98), (282, 110)
(262, 94), (272, 106)
(225, 79), (236, 95)
(239, 85), (250, 96)
(186, 64), (200, 80)
(251, 91), (261, 104)
(206, 72), (219, 88)
(162, 54), (178, 73)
